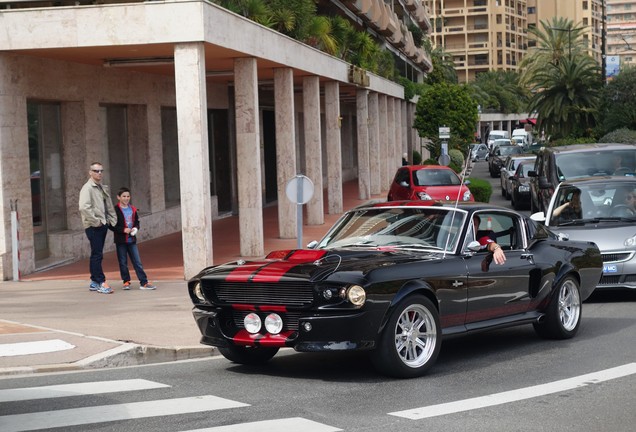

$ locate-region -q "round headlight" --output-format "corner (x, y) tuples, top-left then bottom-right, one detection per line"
(193, 282), (205, 302)
(346, 285), (366, 306)
(244, 313), (262, 334)
(264, 313), (284, 334)
(463, 190), (472, 201)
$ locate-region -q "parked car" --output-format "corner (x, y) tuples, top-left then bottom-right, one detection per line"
(488, 144), (523, 177)
(189, 201), (602, 378)
(470, 143), (489, 161)
(510, 161), (535, 210)
(530, 176), (636, 290)
(528, 143), (636, 214)
(500, 154), (536, 199)
(387, 165), (473, 202)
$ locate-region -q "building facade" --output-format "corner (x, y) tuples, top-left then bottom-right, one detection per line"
(0, 0), (431, 280)
(424, 0), (528, 83)
(606, 0), (636, 74)
(528, 0), (605, 66)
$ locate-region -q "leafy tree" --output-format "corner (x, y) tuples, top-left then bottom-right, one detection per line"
(469, 71), (528, 114)
(413, 82), (478, 159)
(521, 17), (601, 138)
(598, 66), (636, 134)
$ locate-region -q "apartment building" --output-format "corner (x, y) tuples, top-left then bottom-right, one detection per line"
(605, 0), (636, 73)
(527, 0), (605, 66)
(424, 0), (528, 83)
(0, 0), (431, 280)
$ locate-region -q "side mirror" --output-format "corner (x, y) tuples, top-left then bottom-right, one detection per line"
(306, 240), (318, 249)
(530, 212), (546, 223)
(399, 181), (409, 188)
(557, 232), (570, 241)
(466, 240), (482, 252)
(527, 170), (537, 177)
(464, 179), (471, 186)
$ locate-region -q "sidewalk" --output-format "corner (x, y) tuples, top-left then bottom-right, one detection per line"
(0, 181), (387, 377)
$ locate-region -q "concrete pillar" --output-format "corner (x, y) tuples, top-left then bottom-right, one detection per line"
(303, 76), (324, 225)
(368, 92), (380, 195)
(274, 68), (297, 239)
(378, 94), (389, 192)
(174, 42), (213, 279)
(387, 97), (396, 175)
(234, 57), (264, 257)
(406, 102), (414, 165)
(356, 89), (370, 200)
(401, 101), (408, 162)
(325, 81), (342, 214)
(394, 98), (402, 171)
(61, 101), (88, 232)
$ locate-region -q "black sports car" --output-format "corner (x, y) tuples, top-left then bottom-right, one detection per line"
(189, 202), (602, 378)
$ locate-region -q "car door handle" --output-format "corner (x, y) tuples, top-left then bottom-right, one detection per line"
(520, 253), (534, 261)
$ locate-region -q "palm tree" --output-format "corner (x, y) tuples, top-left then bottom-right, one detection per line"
(526, 55), (601, 138)
(469, 71), (528, 114)
(521, 17), (601, 138)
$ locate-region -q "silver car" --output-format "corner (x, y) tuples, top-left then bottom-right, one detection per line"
(500, 154), (536, 200)
(531, 176), (636, 290)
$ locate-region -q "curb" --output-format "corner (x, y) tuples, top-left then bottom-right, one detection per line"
(0, 344), (218, 377)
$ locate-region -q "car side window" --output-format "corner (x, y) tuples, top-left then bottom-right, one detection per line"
(469, 212), (518, 251)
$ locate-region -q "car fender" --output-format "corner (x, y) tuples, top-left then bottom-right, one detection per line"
(552, 263), (580, 295)
(375, 280), (439, 336)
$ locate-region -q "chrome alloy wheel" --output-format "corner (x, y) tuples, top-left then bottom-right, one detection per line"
(558, 279), (581, 331)
(394, 304), (438, 368)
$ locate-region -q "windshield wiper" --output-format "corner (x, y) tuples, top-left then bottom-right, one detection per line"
(557, 219), (586, 226)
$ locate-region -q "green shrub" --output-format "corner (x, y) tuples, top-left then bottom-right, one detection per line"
(422, 158), (438, 166)
(467, 177), (492, 202)
(448, 149), (465, 170)
(448, 162), (462, 173)
(412, 150), (422, 165)
(550, 136), (596, 147)
(599, 128), (636, 144)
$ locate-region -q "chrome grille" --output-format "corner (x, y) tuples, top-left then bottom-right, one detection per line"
(624, 274), (636, 283)
(602, 252), (632, 263)
(205, 281), (314, 306)
(232, 310), (300, 331)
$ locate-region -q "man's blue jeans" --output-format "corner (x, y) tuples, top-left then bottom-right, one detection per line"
(85, 224), (108, 283)
(116, 242), (148, 286)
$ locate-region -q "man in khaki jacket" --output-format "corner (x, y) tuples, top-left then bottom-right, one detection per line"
(79, 162), (117, 294)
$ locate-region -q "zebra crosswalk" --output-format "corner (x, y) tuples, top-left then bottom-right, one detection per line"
(0, 379), (342, 432)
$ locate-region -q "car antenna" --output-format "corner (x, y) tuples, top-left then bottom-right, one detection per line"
(441, 148), (471, 257)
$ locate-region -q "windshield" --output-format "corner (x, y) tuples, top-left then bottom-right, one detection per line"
(500, 146), (522, 156)
(555, 149), (636, 180)
(550, 181), (636, 226)
(319, 207), (467, 253)
(414, 168), (461, 186)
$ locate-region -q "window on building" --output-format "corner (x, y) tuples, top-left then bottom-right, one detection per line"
(528, 6), (536, 14)
(103, 105), (130, 204)
(161, 107), (180, 208)
(27, 101), (66, 261)
(583, 1), (588, 10)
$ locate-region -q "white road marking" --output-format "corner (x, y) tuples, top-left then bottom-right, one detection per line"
(389, 362), (636, 420)
(0, 339), (74, 357)
(0, 395), (249, 432)
(0, 379), (170, 403)
(184, 417), (342, 432)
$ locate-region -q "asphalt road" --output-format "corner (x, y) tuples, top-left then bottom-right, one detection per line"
(1, 161), (634, 432)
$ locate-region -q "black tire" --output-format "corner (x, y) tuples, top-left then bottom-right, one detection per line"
(533, 276), (581, 339)
(218, 345), (279, 365)
(370, 295), (441, 378)
(512, 192), (521, 210)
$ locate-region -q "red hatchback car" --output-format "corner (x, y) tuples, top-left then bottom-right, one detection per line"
(388, 165), (474, 202)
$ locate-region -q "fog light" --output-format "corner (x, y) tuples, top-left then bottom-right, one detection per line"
(323, 289), (333, 300)
(302, 322), (312, 332)
(264, 313), (283, 334)
(244, 313), (262, 334)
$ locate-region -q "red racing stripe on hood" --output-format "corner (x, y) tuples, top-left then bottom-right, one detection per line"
(225, 262), (268, 282)
(251, 249), (328, 282)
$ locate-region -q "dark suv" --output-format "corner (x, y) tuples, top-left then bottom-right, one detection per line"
(528, 143), (636, 214)
(488, 144), (522, 177)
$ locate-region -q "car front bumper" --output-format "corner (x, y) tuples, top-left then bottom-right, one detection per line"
(192, 306), (384, 352)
